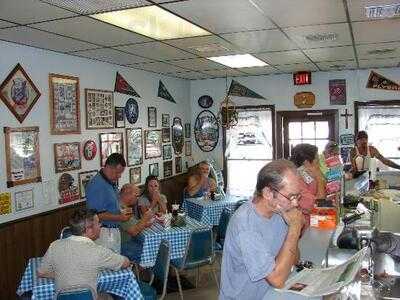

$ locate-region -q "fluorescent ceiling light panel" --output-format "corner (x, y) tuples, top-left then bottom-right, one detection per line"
(207, 54), (268, 68)
(91, 6), (210, 40)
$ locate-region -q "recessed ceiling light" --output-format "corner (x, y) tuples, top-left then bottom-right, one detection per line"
(365, 3), (400, 19)
(91, 6), (210, 40)
(207, 54), (268, 68)
(305, 33), (337, 42)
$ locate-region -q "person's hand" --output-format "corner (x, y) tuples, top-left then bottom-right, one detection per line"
(142, 210), (154, 227)
(119, 213), (131, 222)
(282, 208), (304, 230)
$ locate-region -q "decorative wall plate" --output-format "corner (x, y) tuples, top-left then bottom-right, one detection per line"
(83, 140), (97, 160)
(172, 117), (184, 154)
(194, 110), (219, 152)
(198, 95), (213, 108)
(125, 98), (139, 124)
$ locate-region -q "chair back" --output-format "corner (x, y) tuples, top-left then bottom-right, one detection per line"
(216, 208), (233, 245)
(55, 285), (95, 300)
(152, 240), (170, 299)
(235, 199), (247, 210)
(60, 226), (72, 239)
(183, 229), (213, 268)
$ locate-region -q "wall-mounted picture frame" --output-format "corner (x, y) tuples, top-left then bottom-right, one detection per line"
(175, 156), (182, 174)
(198, 95), (213, 108)
(162, 127), (171, 143)
(126, 128), (143, 166)
(185, 141), (192, 156)
(58, 172), (79, 204)
(185, 123), (191, 138)
(149, 163), (159, 177)
(130, 167), (141, 184)
(194, 110), (219, 152)
(0, 63), (41, 124)
(78, 170), (97, 199)
(114, 106), (126, 128)
(148, 107), (157, 127)
(83, 140), (97, 160)
(85, 88), (114, 129)
(163, 160), (173, 178)
(145, 130), (162, 159)
(125, 97), (139, 124)
(162, 114), (170, 127)
(99, 132), (124, 167)
(4, 126), (42, 188)
(14, 189), (34, 212)
(172, 117), (184, 155)
(49, 73), (80, 135)
(54, 142), (81, 173)
(163, 144), (172, 160)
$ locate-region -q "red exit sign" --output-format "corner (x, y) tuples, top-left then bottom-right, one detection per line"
(293, 71), (312, 85)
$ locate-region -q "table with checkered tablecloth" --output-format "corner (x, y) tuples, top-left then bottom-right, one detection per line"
(183, 195), (247, 226)
(17, 257), (143, 300)
(138, 217), (212, 268)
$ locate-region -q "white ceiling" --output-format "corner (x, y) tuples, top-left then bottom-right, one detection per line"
(0, 0), (399, 80)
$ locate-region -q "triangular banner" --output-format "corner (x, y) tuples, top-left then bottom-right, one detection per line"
(114, 72), (140, 97)
(157, 80), (176, 103)
(366, 71), (400, 91)
(228, 80), (265, 99)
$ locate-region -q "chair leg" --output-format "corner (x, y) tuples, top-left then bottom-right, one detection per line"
(211, 265), (219, 289)
(195, 267), (200, 288)
(174, 267), (184, 300)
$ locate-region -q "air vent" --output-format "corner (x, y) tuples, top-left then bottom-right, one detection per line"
(367, 48), (396, 55)
(188, 43), (230, 53)
(305, 33), (337, 42)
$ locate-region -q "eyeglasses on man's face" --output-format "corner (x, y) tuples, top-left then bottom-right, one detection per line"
(271, 188), (301, 203)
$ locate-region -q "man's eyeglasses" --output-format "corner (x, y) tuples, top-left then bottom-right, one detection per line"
(271, 188), (301, 203)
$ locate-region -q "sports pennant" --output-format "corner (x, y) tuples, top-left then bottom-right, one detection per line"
(157, 80), (176, 103)
(366, 71), (400, 91)
(114, 72), (140, 97)
(228, 80), (265, 99)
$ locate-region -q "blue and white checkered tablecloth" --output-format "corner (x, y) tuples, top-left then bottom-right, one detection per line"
(184, 195), (246, 226)
(138, 217), (211, 268)
(17, 257), (143, 300)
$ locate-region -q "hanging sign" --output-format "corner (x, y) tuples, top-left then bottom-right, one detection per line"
(294, 92), (315, 108)
(293, 71), (312, 85)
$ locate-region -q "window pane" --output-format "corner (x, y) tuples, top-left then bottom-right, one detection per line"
(302, 122), (315, 139)
(289, 122), (302, 139)
(315, 122), (329, 138)
(315, 139), (329, 154)
(289, 139), (303, 156)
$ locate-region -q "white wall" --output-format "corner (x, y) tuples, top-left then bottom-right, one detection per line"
(0, 40), (191, 223)
(189, 68), (400, 168)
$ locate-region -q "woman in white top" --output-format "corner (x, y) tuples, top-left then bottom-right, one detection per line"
(138, 175), (168, 216)
(350, 130), (400, 173)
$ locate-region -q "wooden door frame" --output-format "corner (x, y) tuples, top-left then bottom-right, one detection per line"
(276, 109), (339, 159)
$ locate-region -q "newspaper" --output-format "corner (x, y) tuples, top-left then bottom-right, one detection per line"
(277, 247), (368, 297)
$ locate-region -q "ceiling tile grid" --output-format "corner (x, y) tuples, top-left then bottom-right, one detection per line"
(72, 48), (154, 65)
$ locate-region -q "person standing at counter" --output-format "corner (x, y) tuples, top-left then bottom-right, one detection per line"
(351, 130), (400, 173)
(86, 153), (130, 253)
(219, 160), (304, 300)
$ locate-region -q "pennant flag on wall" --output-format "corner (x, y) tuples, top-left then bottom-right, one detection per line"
(228, 80), (265, 99)
(114, 72), (141, 97)
(366, 71), (400, 91)
(158, 80), (176, 103)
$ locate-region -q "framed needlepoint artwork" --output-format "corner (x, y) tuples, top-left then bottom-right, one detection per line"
(0, 63), (41, 123)
(54, 142), (81, 173)
(49, 73), (80, 134)
(85, 89), (114, 129)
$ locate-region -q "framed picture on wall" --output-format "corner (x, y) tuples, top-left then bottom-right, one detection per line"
(163, 160), (173, 178)
(144, 130), (162, 159)
(99, 132), (124, 167)
(49, 73), (80, 135)
(149, 163), (159, 177)
(148, 107), (157, 127)
(85, 88), (114, 129)
(185, 123), (191, 138)
(172, 117), (184, 155)
(163, 144), (172, 160)
(78, 170), (97, 198)
(54, 142), (81, 173)
(185, 141), (192, 156)
(130, 167), (141, 184)
(162, 127), (171, 143)
(58, 172), (79, 204)
(114, 106), (126, 128)
(4, 126), (42, 188)
(126, 128), (143, 166)
(162, 114), (170, 127)
(175, 156), (182, 174)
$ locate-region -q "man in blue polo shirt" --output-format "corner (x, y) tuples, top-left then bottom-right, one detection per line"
(86, 153), (131, 253)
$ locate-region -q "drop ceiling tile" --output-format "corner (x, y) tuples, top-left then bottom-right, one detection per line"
(173, 71), (211, 80)
(347, 0), (398, 22)
(275, 63), (318, 72)
(163, 0), (275, 34)
(221, 29), (297, 53)
(201, 68), (247, 77)
(356, 42), (400, 59)
(316, 60), (357, 71)
(303, 46), (355, 62)
(240, 66), (278, 75)
(251, 0), (347, 27)
(32, 16), (151, 47)
(0, 26), (98, 52)
(129, 61), (188, 73)
(255, 50), (310, 65)
(0, 0), (77, 24)
(352, 19), (400, 44)
(164, 35), (239, 56)
(0, 20), (17, 28)
(283, 23), (352, 49)
(114, 42), (195, 61)
(169, 58), (227, 71)
(359, 57), (400, 68)
(73, 48), (152, 65)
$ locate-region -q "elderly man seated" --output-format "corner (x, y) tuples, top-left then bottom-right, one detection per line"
(38, 208), (130, 299)
(119, 183), (153, 263)
(184, 161), (217, 198)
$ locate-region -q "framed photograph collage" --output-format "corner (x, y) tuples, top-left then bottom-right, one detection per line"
(85, 88), (114, 129)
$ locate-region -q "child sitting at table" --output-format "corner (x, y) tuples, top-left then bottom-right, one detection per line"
(138, 175), (168, 216)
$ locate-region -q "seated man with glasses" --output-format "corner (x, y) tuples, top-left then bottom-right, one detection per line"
(220, 160), (305, 300)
